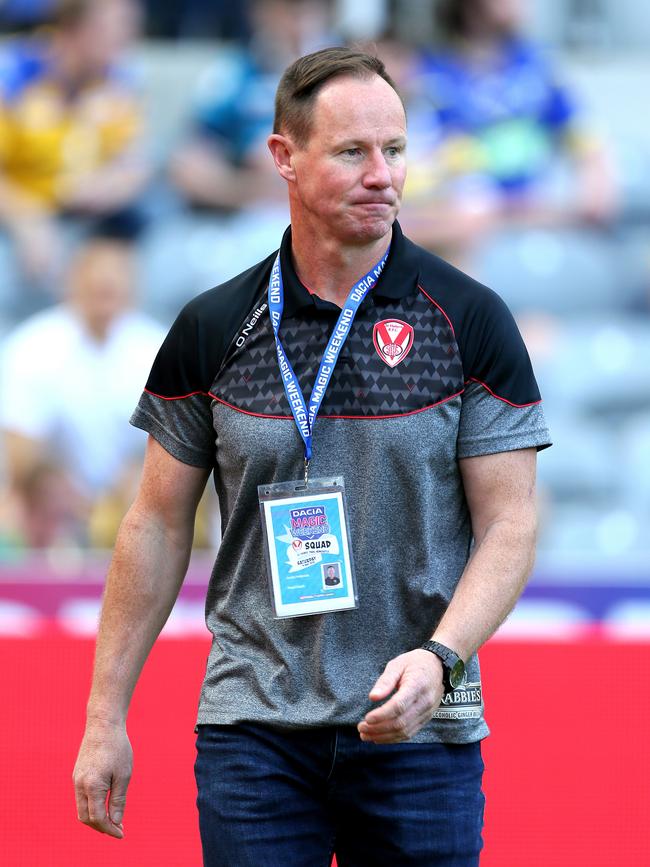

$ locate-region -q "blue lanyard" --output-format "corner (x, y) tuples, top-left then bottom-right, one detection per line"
(268, 245), (390, 477)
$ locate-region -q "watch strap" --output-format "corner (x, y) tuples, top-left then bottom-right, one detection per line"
(420, 640), (465, 691)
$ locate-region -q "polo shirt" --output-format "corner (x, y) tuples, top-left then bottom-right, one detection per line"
(131, 221), (551, 743)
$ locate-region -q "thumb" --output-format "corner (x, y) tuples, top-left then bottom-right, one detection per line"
(108, 775), (128, 827)
(369, 660), (403, 701)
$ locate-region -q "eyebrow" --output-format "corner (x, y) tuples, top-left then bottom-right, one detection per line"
(334, 135), (407, 149)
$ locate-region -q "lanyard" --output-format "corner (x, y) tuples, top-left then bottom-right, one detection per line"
(268, 245), (390, 482)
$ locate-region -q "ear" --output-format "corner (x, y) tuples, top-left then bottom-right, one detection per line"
(268, 133), (297, 182)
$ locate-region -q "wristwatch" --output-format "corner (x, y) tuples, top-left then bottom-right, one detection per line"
(420, 640), (465, 692)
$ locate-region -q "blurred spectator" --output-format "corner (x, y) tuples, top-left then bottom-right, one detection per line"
(170, 0), (334, 212)
(0, 233), (165, 549)
(140, 0), (253, 42)
(399, 0), (618, 262)
(0, 0), (149, 308)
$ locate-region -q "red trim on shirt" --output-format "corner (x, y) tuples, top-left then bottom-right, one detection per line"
(319, 390), (465, 419)
(417, 285), (456, 338)
(209, 394), (294, 419)
(144, 387), (208, 400)
(209, 390), (465, 421)
(466, 378), (542, 408)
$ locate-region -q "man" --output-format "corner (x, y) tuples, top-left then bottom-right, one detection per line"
(324, 564), (341, 586)
(0, 0), (147, 298)
(399, 0), (617, 267)
(0, 232), (164, 547)
(73, 47), (551, 865)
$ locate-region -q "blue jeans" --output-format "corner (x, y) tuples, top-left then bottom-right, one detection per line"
(195, 723), (485, 866)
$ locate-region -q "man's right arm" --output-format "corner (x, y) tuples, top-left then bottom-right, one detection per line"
(73, 436), (211, 838)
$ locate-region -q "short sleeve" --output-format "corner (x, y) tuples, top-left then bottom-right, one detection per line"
(456, 287), (552, 458)
(130, 305), (215, 469)
(457, 382), (551, 458)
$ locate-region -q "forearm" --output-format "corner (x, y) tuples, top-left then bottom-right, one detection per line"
(61, 158), (150, 213)
(86, 503), (194, 725)
(431, 510), (537, 661)
(360, 516), (537, 744)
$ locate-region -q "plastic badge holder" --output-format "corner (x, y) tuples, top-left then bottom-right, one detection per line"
(258, 476), (358, 618)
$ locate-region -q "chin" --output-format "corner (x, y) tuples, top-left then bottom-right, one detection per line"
(341, 214), (396, 245)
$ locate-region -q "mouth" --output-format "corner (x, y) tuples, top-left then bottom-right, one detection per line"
(353, 200), (394, 208)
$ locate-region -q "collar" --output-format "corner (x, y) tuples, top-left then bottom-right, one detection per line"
(279, 220), (421, 318)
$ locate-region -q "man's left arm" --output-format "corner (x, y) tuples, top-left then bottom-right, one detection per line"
(358, 447), (538, 744)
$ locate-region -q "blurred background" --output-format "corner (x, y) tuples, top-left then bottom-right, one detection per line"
(0, 1), (648, 865)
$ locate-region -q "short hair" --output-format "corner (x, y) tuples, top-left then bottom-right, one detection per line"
(273, 47), (403, 148)
(434, 0), (471, 38)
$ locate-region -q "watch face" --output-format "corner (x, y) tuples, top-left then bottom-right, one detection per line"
(449, 659), (466, 690)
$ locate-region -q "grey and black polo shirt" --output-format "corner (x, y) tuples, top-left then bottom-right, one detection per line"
(132, 221), (551, 743)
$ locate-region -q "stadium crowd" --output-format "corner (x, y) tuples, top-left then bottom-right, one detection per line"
(0, 0), (648, 564)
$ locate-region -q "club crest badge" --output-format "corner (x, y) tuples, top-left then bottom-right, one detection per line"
(372, 319), (414, 368)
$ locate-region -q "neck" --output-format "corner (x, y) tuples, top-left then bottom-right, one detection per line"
(290, 224), (393, 307)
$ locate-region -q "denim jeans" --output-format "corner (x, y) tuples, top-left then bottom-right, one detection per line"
(195, 723), (485, 866)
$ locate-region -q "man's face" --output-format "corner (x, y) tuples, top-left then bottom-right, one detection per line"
(288, 74), (407, 246)
(476, 0), (526, 33)
(68, 240), (134, 335)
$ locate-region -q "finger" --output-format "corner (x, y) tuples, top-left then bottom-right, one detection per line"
(108, 773), (129, 828)
(360, 705), (434, 743)
(359, 720), (411, 742)
(360, 688), (435, 735)
(364, 685), (419, 725)
(86, 783), (123, 838)
(361, 729), (411, 744)
(359, 715), (413, 736)
(368, 662), (403, 702)
(359, 707), (416, 740)
(360, 713), (418, 742)
(74, 785), (90, 825)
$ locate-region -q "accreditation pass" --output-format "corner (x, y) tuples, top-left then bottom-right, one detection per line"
(258, 477), (357, 618)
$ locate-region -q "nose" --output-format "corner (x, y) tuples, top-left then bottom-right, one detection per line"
(362, 148), (392, 190)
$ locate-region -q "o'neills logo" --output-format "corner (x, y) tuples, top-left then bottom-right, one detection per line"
(235, 303), (268, 347)
(432, 680), (483, 721)
(373, 319), (414, 368)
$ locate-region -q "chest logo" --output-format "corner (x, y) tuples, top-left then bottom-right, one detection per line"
(372, 319), (414, 368)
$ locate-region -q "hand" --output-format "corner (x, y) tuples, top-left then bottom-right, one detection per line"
(59, 174), (120, 213)
(357, 649), (445, 744)
(73, 718), (132, 838)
